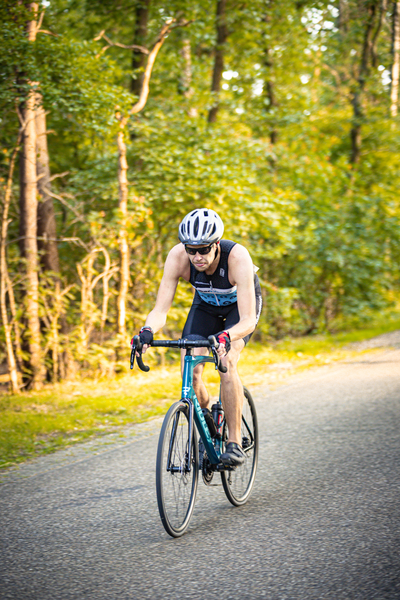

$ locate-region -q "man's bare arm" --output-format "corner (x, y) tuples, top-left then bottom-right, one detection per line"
(143, 244), (189, 333)
(224, 245), (257, 342)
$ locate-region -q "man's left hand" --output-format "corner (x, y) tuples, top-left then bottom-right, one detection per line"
(216, 330), (231, 356)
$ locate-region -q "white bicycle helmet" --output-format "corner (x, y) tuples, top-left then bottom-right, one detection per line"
(178, 208), (224, 245)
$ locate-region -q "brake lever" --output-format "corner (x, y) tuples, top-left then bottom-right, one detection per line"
(130, 340), (136, 370)
(131, 335), (150, 372)
(137, 353), (150, 372)
(208, 335), (228, 373)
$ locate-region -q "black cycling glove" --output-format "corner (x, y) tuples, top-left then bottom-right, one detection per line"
(139, 326), (154, 346)
(216, 330), (231, 353)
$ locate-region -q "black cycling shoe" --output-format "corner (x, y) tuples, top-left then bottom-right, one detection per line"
(220, 442), (246, 466)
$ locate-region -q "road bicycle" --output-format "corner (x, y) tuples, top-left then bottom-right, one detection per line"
(131, 335), (259, 538)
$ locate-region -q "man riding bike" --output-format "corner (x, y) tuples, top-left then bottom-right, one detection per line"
(136, 208), (262, 466)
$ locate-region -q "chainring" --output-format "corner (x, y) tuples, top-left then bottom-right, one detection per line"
(201, 451), (215, 485)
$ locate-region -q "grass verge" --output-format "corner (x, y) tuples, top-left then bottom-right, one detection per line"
(1, 312), (400, 469)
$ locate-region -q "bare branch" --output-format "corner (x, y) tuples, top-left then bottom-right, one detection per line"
(37, 10), (45, 31)
(36, 30), (58, 36)
(15, 105), (26, 129)
(36, 12), (58, 38)
(48, 171), (69, 182)
(60, 283), (77, 297)
(103, 33), (149, 53)
(42, 187), (84, 222)
(91, 265), (119, 292)
(129, 19), (176, 116)
(55, 237), (91, 252)
(94, 30), (149, 59)
(95, 46), (110, 59)
(6, 236), (91, 252)
(104, 18), (193, 121)
(168, 19), (194, 32)
(93, 30), (106, 41)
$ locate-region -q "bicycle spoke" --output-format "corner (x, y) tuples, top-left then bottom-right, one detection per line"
(156, 402), (198, 537)
(221, 387), (258, 506)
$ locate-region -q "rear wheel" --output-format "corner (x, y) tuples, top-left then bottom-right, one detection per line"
(156, 402), (199, 537)
(221, 387), (258, 506)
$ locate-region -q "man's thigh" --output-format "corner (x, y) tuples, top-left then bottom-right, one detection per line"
(182, 301), (224, 339)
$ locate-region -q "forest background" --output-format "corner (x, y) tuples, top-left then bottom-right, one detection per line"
(1, 0), (400, 401)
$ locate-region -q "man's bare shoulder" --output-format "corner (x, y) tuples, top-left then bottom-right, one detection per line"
(229, 242), (253, 264)
(165, 243), (190, 279)
(167, 243), (188, 263)
(228, 243), (254, 284)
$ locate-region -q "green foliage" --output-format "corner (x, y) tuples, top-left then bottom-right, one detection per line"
(0, 0), (400, 383)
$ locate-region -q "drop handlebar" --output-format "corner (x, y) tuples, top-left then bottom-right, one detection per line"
(130, 335), (228, 373)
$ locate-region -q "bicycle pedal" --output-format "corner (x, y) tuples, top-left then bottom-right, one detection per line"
(216, 463), (236, 472)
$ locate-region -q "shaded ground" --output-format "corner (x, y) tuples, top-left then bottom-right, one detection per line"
(1, 343), (399, 599)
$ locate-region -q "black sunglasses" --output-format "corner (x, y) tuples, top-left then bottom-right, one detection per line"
(185, 243), (214, 256)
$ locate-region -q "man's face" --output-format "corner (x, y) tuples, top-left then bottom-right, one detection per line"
(185, 243), (217, 271)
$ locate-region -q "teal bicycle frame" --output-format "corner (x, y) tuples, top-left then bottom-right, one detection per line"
(181, 350), (222, 469)
(131, 335), (227, 472)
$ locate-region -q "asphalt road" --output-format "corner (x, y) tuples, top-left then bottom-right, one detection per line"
(1, 347), (400, 600)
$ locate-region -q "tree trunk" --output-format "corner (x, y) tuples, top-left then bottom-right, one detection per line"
(180, 38), (197, 116)
(262, 7), (278, 144)
(391, 1), (400, 116)
(35, 93), (60, 273)
(338, 0), (349, 31)
(350, 1), (379, 164)
(180, 38), (192, 97)
(1, 139), (22, 393)
(6, 272), (23, 371)
(100, 249), (114, 343)
(264, 46), (278, 144)
(208, 0), (228, 123)
(371, 0), (387, 68)
(116, 127), (130, 342)
(19, 3), (45, 389)
(131, 0), (151, 96)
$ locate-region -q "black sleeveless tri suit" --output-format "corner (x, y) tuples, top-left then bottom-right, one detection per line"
(182, 240), (262, 344)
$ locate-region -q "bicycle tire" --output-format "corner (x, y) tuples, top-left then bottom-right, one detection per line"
(156, 401), (199, 537)
(221, 387), (258, 506)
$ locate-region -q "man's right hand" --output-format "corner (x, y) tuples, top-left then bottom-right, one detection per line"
(137, 326), (154, 355)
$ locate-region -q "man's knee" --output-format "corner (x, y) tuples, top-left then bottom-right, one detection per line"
(219, 345), (243, 376)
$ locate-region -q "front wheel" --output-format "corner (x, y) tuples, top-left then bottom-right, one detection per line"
(156, 402), (199, 537)
(221, 387), (259, 506)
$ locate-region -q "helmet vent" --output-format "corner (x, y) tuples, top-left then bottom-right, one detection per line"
(193, 216), (199, 237)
